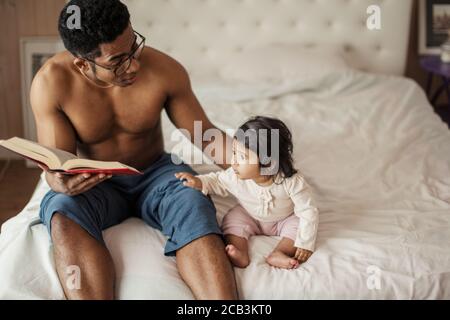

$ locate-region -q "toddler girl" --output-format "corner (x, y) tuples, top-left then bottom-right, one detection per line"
(175, 116), (319, 269)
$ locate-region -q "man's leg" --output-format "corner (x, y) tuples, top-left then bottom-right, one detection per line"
(176, 234), (238, 300)
(39, 184), (130, 300)
(138, 180), (239, 300)
(51, 213), (115, 300)
(135, 154), (239, 299)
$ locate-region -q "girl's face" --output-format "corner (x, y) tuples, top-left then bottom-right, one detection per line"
(231, 139), (261, 180)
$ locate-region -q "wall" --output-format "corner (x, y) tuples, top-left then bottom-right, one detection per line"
(0, 0), (66, 158)
(0, 0), (438, 159)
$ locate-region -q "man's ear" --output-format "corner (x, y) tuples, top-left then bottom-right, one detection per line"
(73, 58), (89, 72)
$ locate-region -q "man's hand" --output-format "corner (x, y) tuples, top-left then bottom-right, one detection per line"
(40, 165), (112, 196)
(175, 172), (203, 191)
(294, 248), (313, 264)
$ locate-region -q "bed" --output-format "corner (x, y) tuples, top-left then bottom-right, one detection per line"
(1, 0), (450, 300)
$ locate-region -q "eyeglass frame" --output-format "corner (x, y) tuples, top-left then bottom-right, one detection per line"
(84, 30), (146, 77)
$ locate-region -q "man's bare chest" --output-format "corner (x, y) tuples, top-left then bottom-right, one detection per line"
(62, 88), (167, 144)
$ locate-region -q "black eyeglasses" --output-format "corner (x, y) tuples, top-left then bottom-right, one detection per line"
(85, 30), (146, 77)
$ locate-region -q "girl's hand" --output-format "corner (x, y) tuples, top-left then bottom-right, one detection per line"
(175, 172), (203, 191)
(294, 248), (313, 263)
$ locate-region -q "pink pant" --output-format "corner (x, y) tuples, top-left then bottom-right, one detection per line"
(222, 205), (299, 242)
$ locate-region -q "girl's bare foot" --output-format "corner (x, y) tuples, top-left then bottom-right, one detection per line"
(266, 250), (299, 269)
(225, 244), (250, 268)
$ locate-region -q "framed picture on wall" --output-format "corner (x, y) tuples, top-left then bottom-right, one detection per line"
(20, 37), (64, 167)
(419, 0), (450, 55)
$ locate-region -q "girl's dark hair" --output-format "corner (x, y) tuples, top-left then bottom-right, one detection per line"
(234, 116), (298, 179)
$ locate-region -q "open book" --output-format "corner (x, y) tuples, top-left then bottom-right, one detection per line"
(0, 137), (142, 176)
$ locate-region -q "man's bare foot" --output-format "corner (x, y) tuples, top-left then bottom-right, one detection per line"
(266, 250), (299, 269)
(225, 245), (250, 268)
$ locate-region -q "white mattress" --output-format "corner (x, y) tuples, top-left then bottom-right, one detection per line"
(1, 69), (450, 299)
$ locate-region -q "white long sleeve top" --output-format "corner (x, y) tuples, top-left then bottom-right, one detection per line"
(198, 168), (319, 252)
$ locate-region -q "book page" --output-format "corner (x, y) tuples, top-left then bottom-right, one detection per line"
(0, 139), (50, 166)
(45, 146), (78, 166)
(62, 158), (139, 172)
(16, 138), (77, 168)
(1, 137), (139, 174)
(1, 138), (78, 170)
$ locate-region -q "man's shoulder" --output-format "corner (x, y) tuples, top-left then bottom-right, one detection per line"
(144, 46), (190, 82)
(30, 52), (74, 111)
(33, 51), (73, 89)
(145, 46), (184, 68)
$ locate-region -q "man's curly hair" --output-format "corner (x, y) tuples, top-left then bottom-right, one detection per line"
(58, 0), (130, 59)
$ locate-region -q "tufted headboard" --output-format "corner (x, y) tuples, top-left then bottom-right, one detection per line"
(127, 0), (412, 76)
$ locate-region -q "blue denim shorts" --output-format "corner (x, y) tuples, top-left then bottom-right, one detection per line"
(39, 153), (222, 256)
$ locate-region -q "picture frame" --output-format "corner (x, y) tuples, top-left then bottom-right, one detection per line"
(20, 37), (64, 167)
(419, 0), (450, 55)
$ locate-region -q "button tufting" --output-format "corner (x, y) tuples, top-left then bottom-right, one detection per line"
(121, 0), (412, 76)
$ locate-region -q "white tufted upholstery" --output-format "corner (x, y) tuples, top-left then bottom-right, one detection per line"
(123, 0), (412, 76)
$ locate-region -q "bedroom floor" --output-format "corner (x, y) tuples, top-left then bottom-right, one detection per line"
(0, 161), (41, 227)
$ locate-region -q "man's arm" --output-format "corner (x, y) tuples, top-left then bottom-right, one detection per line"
(164, 62), (232, 169)
(31, 69), (77, 154)
(30, 67), (111, 195)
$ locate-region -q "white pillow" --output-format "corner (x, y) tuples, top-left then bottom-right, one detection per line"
(219, 43), (349, 84)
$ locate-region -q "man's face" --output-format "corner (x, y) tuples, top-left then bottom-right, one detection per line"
(90, 24), (142, 87)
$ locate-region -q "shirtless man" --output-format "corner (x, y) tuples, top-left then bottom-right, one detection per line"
(32, 0), (237, 300)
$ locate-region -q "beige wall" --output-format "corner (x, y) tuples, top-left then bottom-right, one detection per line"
(0, 0), (66, 158)
(0, 0), (437, 157)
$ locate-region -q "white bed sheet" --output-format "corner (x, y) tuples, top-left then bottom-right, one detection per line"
(1, 69), (450, 299)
